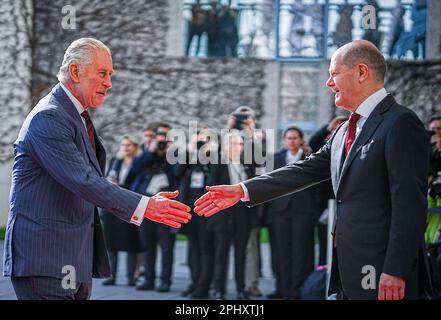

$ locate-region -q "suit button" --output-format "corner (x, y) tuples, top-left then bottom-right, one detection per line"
(337, 199), (342, 204)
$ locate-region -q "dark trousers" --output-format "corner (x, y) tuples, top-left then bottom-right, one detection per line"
(193, 227), (215, 295)
(186, 214), (211, 287)
(268, 223), (282, 294)
(108, 251), (137, 280)
(140, 219), (176, 286)
(11, 276), (91, 300)
(317, 223), (328, 266)
(273, 212), (315, 299)
(212, 224), (250, 294)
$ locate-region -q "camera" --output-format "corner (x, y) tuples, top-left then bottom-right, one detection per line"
(234, 113), (249, 130)
(157, 140), (168, 151)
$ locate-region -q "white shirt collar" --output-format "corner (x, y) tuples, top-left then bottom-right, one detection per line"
(59, 82), (86, 116)
(286, 148), (303, 164)
(355, 88), (387, 119)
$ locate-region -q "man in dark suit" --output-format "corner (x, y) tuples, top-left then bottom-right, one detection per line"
(195, 40), (430, 300)
(268, 127), (318, 299)
(3, 38), (191, 300)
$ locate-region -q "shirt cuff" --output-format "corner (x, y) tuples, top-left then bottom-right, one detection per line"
(239, 182), (250, 202)
(130, 196), (149, 226)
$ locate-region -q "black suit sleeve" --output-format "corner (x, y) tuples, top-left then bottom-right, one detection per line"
(309, 125), (330, 153)
(382, 112), (429, 279)
(243, 136), (333, 207)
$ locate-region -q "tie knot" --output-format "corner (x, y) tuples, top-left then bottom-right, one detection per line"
(349, 113), (360, 124)
(81, 110), (91, 121)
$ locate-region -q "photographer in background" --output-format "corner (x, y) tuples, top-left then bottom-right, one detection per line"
(228, 106), (264, 297)
(174, 130), (215, 298)
(129, 125), (178, 292)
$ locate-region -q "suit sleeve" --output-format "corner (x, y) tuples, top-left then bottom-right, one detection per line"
(243, 136), (333, 207)
(382, 112), (429, 279)
(27, 111), (142, 223)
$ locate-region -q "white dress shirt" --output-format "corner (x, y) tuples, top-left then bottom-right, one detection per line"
(354, 88), (387, 135)
(60, 83), (148, 225)
(286, 148), (303, 165)
(240, 87), (388, 202)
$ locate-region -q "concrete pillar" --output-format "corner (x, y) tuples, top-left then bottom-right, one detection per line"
(167, 0), (184, 57)
(427, 0), (441, 60)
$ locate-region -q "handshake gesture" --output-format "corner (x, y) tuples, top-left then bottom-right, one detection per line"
(194, 184), (244, 217)
(144, 191), (192, 228)
(146, 185), (244, 228)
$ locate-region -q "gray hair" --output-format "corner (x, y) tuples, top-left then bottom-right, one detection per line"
(57, 38), (111, 83)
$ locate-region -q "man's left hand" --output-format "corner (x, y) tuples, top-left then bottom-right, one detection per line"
(378, 273), (406, 300)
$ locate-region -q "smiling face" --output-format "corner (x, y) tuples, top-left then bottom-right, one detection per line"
(326, 55), (361, 112)
(72, 49), (113, 108)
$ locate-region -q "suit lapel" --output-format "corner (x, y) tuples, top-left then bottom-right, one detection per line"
(94, 131), (107, 174)
(52, 85), (104, 176)
(331, 122), (347, 195)
(336, 94), (395, 192)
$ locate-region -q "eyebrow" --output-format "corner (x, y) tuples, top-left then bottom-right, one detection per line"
(98, 68), (115, 75)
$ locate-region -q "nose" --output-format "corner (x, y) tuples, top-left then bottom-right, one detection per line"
(103, 75), (112, 89)
(326, 75), (334, 88)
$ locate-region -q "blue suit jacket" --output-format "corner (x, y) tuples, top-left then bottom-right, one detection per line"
(3, 84), (142, 283)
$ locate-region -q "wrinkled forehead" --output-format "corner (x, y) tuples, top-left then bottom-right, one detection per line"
(90, 49), (113, 69)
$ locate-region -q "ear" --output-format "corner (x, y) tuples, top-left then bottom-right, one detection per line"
(357, 63), (369, 83)
(68, 63), (81, 83)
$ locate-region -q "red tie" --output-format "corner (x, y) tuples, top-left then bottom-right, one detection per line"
(345, 113), (361, 155)
(81, 111), (96, 153)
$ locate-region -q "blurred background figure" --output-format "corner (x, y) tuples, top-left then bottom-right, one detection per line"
(207, 132), (259, 300)
(186, 0), (207, 57)
(266, 126), (318, 299)
(217, 3), (239, 57)
(228, 106), (265, 298)
(175, 129), (214, 298)
(100, 136), (144, 287)
(309, 115), (348, 267)
(127, 124), (178, 293)
(429, 115), (441, 184)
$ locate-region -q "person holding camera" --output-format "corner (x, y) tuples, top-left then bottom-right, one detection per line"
(129, 125), (178, 293)
(228, 106), (265, 298)
(174, 130), (215, 298)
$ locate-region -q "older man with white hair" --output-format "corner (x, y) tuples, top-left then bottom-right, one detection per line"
(3, 38), (191, 300)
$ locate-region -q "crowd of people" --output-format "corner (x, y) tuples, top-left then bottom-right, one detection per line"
(98, 106), (345, 300)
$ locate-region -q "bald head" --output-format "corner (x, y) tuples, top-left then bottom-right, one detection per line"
(334, 40), (386, 83)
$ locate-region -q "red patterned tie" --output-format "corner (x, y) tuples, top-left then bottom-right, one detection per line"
(81, 111), (96, 153)
(345, 113), (361, 155)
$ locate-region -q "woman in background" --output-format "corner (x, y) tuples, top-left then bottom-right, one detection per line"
(101, 136), (144, 286)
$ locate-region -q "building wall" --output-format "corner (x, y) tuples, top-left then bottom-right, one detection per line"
(0, 0), (439, 226)
(0, 0), (33, 226)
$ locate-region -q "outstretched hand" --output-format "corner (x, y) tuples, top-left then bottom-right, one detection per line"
(194, 184), (244, 217)
(145, 191), (191, 228)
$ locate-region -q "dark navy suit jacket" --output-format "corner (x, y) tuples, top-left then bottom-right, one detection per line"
(243, 95), (430, 299)
(3, 84), (142, 283)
